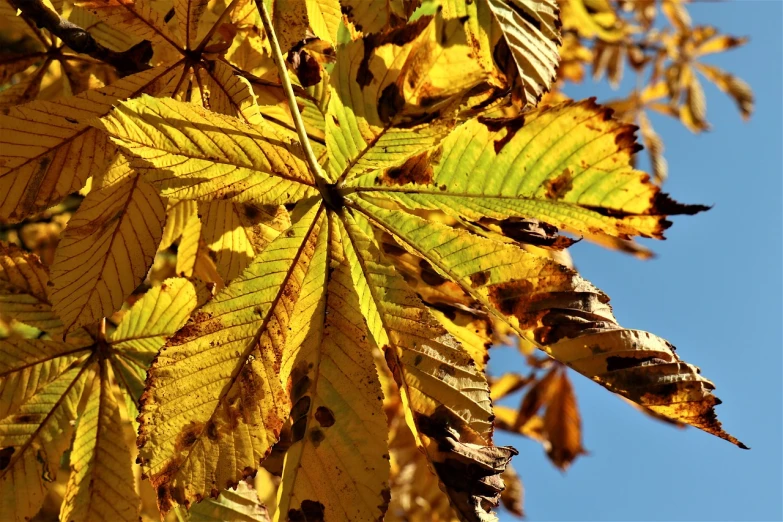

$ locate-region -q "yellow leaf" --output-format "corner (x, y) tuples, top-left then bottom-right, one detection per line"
(137, 201), (325, 512)
(0, 242), (63, 334)
(97, 96), (318, 204)
(0, 356), (91, 522)
(352, 200), (745, 448)
(541, 367), (585, 470)
(276, 211), (390, 522)
(199, 200), (291, 282)
(339, 210), (515, 521)
(348, 99), (709, 243)
(49, 166), (166, 333)
(695, 62), (754, 120)
(0, 63), (182, 223)
(60, 360), (141, 522)
(72, 0), (181, 50)
(327, 13), (487, 183)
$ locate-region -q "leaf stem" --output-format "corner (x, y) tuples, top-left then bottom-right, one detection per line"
(255, 0), (329, 190)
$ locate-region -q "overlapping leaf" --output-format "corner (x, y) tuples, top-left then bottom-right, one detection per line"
(326, 13), (487, 183)
(0, 63), (181, 222)
(48, 158), (166, 333)
(0, 276), (196, 522)
(349, 199), (744, 447)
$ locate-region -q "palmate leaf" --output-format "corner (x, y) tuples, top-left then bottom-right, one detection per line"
(0, 277), (197, 522)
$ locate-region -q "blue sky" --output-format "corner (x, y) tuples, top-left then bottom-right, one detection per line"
(490, 2), (783, 520)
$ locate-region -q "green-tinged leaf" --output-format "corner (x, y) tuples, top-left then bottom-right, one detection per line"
(276, 211), (389, 522)
(60, 360), (140, 522)
(0, 63), (183, 223)
(96, 96), (318, 204)
(305, 0), (342, 45)
(348, 99), (709, 243)
(109, 277), (198, 362)
(49, 165), (165, 334)
(351, 199), (745, 448)
(137, 201), (325, 513)
(340, 210), (515, 522)
(0, 338), (90, 419)
(326, 13), (486, 183)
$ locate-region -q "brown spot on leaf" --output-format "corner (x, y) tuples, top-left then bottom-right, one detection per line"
(379, 152), (434, 186)
(469, 270), (490, 287)
(14, 414), (34, 423)
(289, 500), (326, 522)
(487, 280), (535, 317)
(206, 421), (219, 441)
(378, 83), (405, 124)
(314, 406), (335, 427)
(437, 363), (456, 380)
(478, 116), (525, 153)
(174, 421), (204, 451)
(545, 169), (574, 200)
(309, 428), (325, 446)
(418, 259), (446, 286)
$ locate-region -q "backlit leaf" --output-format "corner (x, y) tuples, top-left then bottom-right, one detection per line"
(49, 165), (166, 333)
(137, 201), (325, 512)
(0, 63), (182, 223)
(97, 96), (318, 204)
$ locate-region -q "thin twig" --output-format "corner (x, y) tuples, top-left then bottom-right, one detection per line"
(254, 0), (329, 191)
(9, 0), (153, 76)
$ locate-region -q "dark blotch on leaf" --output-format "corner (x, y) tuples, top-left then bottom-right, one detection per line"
(418, 259), (446, 286)
(0, 447), (14, 470)
(378, 83), (406, 124)
(309, 428), (325, 446)
(314, 406), (335, 427)
(478, 116), (525, 153)
(380, 152), (434, 186)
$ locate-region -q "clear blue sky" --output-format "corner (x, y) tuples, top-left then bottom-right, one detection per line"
(490, 2), (783, 520)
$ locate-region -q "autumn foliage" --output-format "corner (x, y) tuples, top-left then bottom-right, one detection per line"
(0, 0), (752, 521)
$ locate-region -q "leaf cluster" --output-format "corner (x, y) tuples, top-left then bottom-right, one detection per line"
(0, 0), (751, 521)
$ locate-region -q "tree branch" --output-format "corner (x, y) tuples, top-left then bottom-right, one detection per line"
(9, 0), (153, 76)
